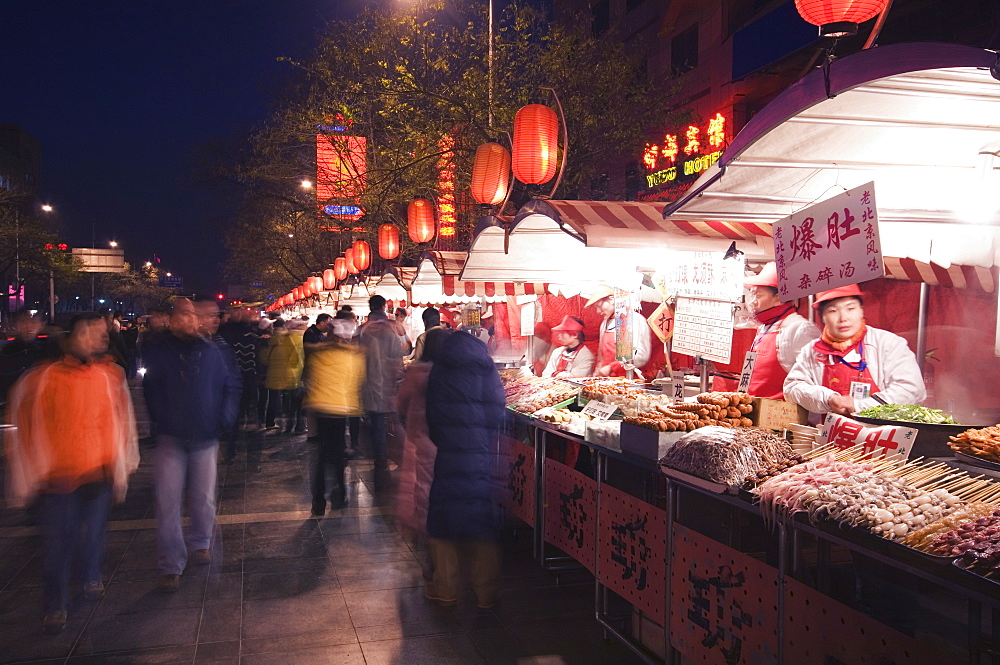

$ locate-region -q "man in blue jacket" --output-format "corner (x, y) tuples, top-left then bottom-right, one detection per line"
(142, 298), (240, 591)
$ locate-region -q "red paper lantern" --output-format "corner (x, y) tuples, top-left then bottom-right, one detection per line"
(794, 0), (887, 36)
(323, 269), (337, 290)
(334, 257), (348, 280)
(471, 142), (511, 206)
(302, 280), (313, 297)
(407, 198), (436, 243)
(345, 248), (359, 274)
(293, 288), (302, 301)
(512, 104), (559, 185)
(378, 224), (400, 260)
(310, 276), (323, 294)
(352, 240), (371, 271)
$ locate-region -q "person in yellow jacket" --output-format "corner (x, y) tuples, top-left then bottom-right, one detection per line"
(261, 319), (304, 431)
(302, 319), (366, 515)
(5, 313), (140, 633)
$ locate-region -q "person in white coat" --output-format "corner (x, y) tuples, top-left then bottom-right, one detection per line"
(743, 262), (819, 399)
(784, 284), (925, 416)
(542, 316), (595, 379)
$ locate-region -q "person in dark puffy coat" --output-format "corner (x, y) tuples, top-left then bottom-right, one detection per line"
(423, 330), (505, 609)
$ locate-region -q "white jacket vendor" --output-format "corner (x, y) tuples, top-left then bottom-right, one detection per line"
(783, 284), (925, 416)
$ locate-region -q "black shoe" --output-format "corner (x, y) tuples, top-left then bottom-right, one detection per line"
(42, 610), (67, 635)
(311, 502), (325, 517)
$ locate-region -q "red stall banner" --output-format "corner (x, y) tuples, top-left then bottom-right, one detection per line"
(670, 524), (779, 665)
(544, 458), (598, 573)
(499, 435), (535, 527)
(783, 578), (962, 665)
(597, 484), (667, 624)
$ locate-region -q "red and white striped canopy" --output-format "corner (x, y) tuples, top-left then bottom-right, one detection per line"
(883, 257), (996, 293)
(440, 276), (546, 298)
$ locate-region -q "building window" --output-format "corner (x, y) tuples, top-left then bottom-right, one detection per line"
(592, 0), (610, 37)
(671, 24), (699, 75)
(627, 0), (645, 13)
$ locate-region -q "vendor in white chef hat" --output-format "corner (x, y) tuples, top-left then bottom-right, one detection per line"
(783, 284), (925, 416)
(743, 262), (818, 399)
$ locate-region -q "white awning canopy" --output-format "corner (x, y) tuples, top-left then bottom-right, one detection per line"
(662, 42), (1000, 272)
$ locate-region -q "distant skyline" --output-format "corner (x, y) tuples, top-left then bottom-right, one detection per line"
(1, 0), (369, 294)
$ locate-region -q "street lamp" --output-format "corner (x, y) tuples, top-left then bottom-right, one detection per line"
(300, 180), (312, 189)
(40, 205), (56, 321)
(41, 204), (53, 212)
(109, 240), (118, 248)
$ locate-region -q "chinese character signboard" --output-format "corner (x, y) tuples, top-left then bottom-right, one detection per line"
(656, 250), (745, 303)
(818, 414), (917, 459)
(544, 458), (597, 573)
(670, 524), (779, 665)
(597, 484), (667, 623)
(783, 578), (963, 665)
(773, 182), (883, 302)
(72, 248), (126, 274)
(499, 435), (535, 527)
(646, 301), (675, 344)
(641, 112), (729, 201)
(613, 288), (633, 362)
(673, 297), (734, 363)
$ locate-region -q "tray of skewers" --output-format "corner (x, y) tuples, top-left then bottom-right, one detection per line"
(748, 443), (1000, 565)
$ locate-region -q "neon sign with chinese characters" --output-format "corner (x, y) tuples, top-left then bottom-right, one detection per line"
(437, 135), (457, 239)
(643, 112), (729, 189)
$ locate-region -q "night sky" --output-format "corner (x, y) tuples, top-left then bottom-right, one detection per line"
(1, 0), (366, 294)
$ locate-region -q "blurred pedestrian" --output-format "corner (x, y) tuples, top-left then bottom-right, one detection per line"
(142, 298), (240, 591)
(392, 307), (413, 356)
(424, 331), (505, 609)
(334, 310), (362, 456)
(303, 318), (365, 515)
(5, 312), (139, 633)
(261, 318), (303, 432)
(395, 327), (449, 578)
(102, 309), (129, 370)
(409, 307), (441, 362)
(359, 295), (403, 476)
(1, 310), (55, 405)
(120, 319), (139, 379)
(219, 308), (263, 465)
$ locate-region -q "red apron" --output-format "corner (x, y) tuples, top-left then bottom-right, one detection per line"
(598, 321), (624, 376)
(748, 315), (789, 399)
(820, 341), (880, 397)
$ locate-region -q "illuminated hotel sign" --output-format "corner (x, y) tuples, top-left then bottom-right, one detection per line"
(643, 112), (728, 189)
(317, 114), (367, 222)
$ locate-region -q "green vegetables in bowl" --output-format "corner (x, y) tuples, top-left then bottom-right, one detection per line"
(856, 403), (960, 425)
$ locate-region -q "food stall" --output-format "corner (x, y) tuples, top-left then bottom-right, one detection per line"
(494, 42), (1000, 665)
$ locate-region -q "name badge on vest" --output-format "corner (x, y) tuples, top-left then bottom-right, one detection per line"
(738, 352), (757, 393)
(850, 381), (871, 401)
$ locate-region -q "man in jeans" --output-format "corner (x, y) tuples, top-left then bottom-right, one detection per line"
(142, 298), (240, 591)
(359, 295), (402, 479)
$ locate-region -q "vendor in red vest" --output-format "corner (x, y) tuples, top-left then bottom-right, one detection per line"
(743, 262), (818, 399)
(585, 286), (650, 377)
(541, 316), (595, 379)
(784, 284), (926, 416)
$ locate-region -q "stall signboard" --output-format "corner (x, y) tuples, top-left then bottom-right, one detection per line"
(544, 458), (598, 574)
(673, 297), (734, 363)
(581, 400), (619, 420)
(774, 182), (884, 302)
(647, 301), (675, 344)
(656, 250), (744, 303)
(639, 112), (729, 202)
(614, 287), (633, 362)
(670, 524), (780, 665)
(597, 484), (667, 623)
(818, 413), (917, 459)
(499, 435), (535, 527)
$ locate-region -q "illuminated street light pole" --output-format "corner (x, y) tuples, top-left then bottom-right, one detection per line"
(40, 204), (55, 320)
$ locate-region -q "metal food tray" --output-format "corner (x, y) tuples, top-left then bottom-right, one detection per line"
(658, 465), (731, 494)
(951, 558), (1000, 586)
(794, 513), (958, 566)
(953, 450), (1000, 472)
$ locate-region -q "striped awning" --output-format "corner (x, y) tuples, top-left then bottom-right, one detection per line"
(440, 276), (546, 298)
(545, 200), (773, 241)
(883, 257), (997, 293)
(423, 250), (466, 276)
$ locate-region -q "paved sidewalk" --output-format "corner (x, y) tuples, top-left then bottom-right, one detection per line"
(0, 431), (645, 664)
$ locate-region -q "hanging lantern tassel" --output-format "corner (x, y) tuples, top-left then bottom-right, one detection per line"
(794, 0), (888, 37)
(471, 142), (511, 207)
(378, 224), (400, 260)
(407, 198), (436, 243)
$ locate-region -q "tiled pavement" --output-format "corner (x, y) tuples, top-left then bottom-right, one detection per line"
(0, 431), (646, 664)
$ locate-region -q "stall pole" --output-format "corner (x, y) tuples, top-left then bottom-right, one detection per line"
(916, 282), (930, 371)
(533, 425), (544, 562)
(698, 357), (710, 393)
(663, 480), (678, 665)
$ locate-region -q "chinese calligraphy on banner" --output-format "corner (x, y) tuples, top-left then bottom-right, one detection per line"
(499, 435), (535, 527)
(656, 251), (745, 303)
(673, 297), (734, 363)
(773, 182), (884, 302)
(670, 524), (779, 665)
(614, 288), (634, 362)
(544, 458), (598, 573)
(818, 414), (917, 459)
(597, 484), (667, 623)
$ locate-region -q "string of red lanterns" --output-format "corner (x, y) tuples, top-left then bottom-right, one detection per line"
(471, 142), (511, 206)
(378, 224), (400, 259)
(794, 0), (887, 36)
(512, 104), (559, 186)
(352, 240), (371, 271)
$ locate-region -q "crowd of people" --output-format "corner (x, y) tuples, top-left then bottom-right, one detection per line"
(1, 295), (506, 633)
